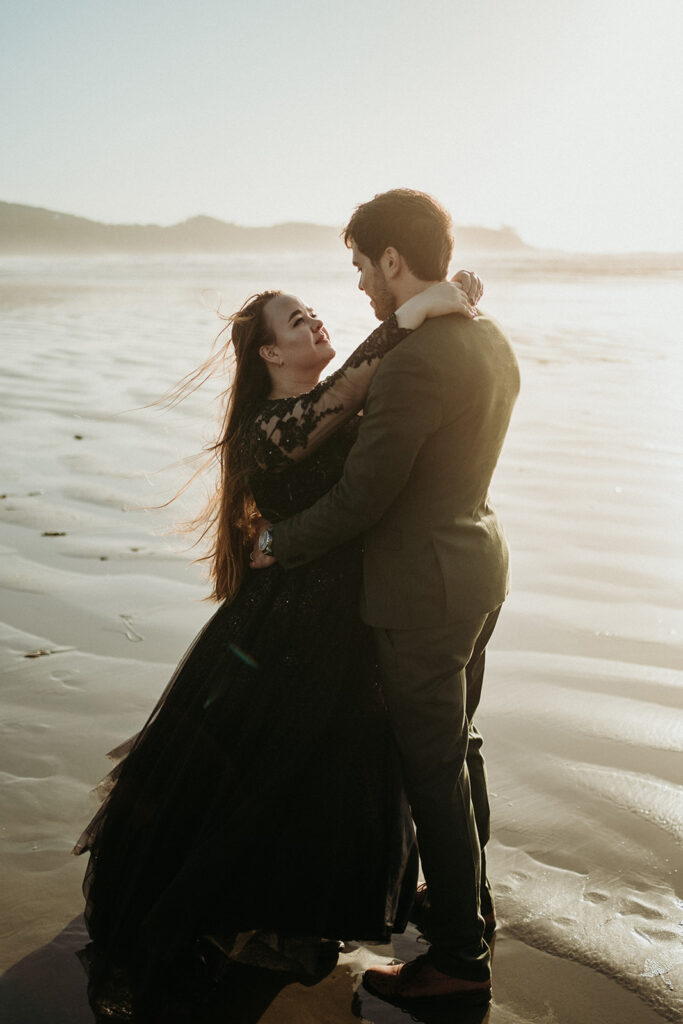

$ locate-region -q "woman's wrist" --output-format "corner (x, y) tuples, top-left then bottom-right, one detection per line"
(396, 281), (477, 327)
(394, 293), (429, 331)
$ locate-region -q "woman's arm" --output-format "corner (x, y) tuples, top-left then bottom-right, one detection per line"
(248, 281), (475, 471)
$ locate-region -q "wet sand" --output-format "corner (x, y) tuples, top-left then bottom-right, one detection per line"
(1, 252), (681, 1021)
(0, 916), (670, 1023)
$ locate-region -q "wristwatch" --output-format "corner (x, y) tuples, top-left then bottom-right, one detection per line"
(258, 528), (274, 557)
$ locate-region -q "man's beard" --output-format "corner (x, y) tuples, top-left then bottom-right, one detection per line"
(369, 270), (397, 321)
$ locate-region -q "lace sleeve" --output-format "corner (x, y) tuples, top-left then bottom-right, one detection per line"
(246, 314), (412, 472)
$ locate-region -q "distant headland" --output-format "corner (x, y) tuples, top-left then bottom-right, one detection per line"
(0, 201), (531, 254)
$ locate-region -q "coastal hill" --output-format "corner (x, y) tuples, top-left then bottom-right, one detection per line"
(0, 201), (531, 254)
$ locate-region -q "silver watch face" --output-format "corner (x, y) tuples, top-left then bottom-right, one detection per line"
(258, 529), (272, 554)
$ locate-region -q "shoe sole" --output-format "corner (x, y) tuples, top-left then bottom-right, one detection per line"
(363, 976), (492, 1007)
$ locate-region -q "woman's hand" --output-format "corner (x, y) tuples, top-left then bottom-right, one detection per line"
(451, 269), (484, 306)
(395, 281), (477, 330)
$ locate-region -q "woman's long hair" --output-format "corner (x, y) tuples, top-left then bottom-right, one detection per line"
(165, 291), (280, 603)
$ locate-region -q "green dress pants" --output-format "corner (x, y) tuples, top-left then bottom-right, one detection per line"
(374, 605), (502, 981)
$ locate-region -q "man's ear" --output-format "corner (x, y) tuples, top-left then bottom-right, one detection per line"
(379, 246), (402, 280)
(259, 345), (283, 367)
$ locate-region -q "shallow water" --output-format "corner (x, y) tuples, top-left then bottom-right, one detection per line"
(1, 250), (681, 1021)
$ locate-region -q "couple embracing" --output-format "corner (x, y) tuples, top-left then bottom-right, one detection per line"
(76, 188), (520, 1019)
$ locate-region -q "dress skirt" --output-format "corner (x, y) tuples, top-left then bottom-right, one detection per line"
(75, 539), (417, 1016)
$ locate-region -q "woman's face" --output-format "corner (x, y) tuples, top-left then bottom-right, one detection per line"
(263, 294), (335, 377)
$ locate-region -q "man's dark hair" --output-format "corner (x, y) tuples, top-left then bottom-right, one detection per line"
(343, 188), (453, 281)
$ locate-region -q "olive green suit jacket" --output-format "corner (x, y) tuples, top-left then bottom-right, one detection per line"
(272, 312), (520, 629)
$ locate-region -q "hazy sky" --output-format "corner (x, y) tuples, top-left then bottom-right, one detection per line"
(2, 0), (681, 252)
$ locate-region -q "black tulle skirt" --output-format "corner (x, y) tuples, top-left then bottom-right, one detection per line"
(75, 541), (417, 1017)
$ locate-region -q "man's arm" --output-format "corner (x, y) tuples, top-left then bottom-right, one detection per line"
(269, 343), (442, 569)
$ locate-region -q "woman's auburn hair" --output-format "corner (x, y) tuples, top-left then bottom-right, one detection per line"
(167, 291), (280, 602)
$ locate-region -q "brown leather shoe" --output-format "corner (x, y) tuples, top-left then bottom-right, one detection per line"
(363, 954), (492, 1005)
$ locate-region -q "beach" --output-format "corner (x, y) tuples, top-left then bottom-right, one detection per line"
(0, 249), (681, 1023)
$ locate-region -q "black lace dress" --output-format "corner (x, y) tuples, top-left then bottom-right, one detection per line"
(75, 315), (418, 1020)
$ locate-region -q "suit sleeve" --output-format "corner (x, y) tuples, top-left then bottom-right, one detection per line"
(272, 345), (442, 568)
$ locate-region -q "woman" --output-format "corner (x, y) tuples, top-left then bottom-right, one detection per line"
(75, 275), (481, 1020)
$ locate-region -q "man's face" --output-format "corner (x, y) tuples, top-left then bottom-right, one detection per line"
(351, 242), (397, 321)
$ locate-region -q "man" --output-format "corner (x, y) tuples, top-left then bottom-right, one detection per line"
(252, 189), (520, 1004)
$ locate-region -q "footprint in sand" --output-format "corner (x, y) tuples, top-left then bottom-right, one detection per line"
(584, 890), (610, 903)
(620, 897), (666, 920)
(509, 870), (531, 882)
(120, 614), (145, 642)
